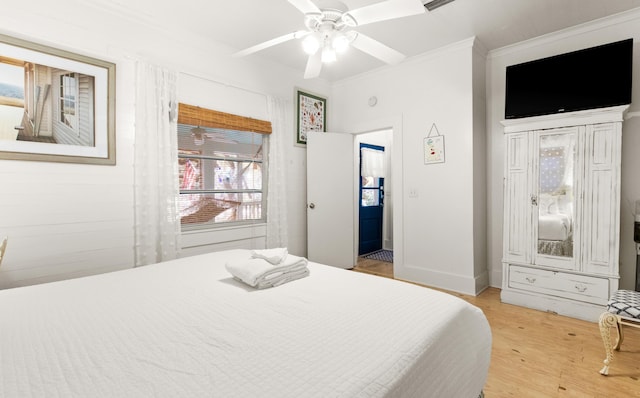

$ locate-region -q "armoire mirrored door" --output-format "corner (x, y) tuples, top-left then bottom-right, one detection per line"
(534, 127), (580, 269)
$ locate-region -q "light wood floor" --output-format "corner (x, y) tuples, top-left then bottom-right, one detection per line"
(354, 257), (640, 397)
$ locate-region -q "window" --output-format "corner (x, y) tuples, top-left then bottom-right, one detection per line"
(361, 176), (382, 207)
(360, 144), (385, 208)
(59, 72), (78, 131)
(0, 62), (25, 139)
(177, 104), (271, 228)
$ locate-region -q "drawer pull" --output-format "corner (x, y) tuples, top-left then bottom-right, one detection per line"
(574, 283), (587, 293)
(525, 277), (536, 284)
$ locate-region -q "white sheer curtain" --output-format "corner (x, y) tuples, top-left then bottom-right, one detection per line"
(361, 147), (386, 178)
(134, 61), (181, 266)
(265, 96), (289, 248)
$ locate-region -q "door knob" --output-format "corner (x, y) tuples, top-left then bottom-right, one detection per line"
(531, 195), (538, 206)
(309, 203), (315, 209)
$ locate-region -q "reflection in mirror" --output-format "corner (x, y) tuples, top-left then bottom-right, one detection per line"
(537, 133), (575, 258)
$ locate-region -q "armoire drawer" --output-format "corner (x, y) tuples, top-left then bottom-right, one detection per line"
(507, 265), (609, 305)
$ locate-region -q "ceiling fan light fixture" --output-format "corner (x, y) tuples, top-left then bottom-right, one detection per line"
(302, 34), (320, 55)
(321, 45), (337, 63)
(237, 0), (421, 79)
(332, 33), (350, 53)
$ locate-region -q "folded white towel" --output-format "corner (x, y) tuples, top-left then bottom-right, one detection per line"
(226, 254), (309, 289)
(251, 247), (289, 265)
(255, 267), (310, 289)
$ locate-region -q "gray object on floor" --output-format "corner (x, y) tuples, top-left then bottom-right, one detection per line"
(362, 249), (393, 263)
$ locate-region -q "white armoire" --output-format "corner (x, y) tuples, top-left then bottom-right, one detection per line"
(501, 105), (628, 321)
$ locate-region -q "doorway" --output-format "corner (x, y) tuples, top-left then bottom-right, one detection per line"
(359, 143), (384, 255)
(354, 129), (393, 278)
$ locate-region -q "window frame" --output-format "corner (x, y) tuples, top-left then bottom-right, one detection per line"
(58, 71), (79, 135)
(359, 143), (385, 208)
(177, 103), (271, 231)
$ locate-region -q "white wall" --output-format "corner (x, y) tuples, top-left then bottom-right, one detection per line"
(473, 42), (488, 291)
(331, 38), (488, 295)
(486, 9), (640, 289)
(0, 1), (329, 288)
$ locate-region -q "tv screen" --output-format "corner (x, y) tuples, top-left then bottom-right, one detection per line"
(505, 38), (633, 119)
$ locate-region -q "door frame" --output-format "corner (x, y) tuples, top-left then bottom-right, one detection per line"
(350, 115), (403, 273)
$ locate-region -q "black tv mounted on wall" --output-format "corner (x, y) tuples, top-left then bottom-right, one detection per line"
(505, 38), (633, 119)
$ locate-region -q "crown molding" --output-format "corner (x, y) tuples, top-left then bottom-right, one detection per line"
(488, 7), (640, 60)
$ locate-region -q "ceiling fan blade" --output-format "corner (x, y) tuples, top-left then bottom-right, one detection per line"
(288, 0), (321, 15)
(350, 33), (406, 65)
(233, 31), (309, 57)
(304, 51), (322, 79)
(345, 0), (425, 26)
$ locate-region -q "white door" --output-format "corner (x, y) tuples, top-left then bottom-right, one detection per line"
(307, 131), (355, 268)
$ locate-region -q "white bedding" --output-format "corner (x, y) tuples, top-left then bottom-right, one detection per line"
(539, 213), (571, 241)
(0, 250), (491, 398)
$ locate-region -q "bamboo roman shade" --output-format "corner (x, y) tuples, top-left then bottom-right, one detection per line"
(178, 103), (272, 134)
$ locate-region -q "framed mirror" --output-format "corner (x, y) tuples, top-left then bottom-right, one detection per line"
(537, 132), (576, 258)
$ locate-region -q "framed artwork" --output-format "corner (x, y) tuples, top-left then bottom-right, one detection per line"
(0, 33), (116, 164)
(295, 88), (326, 146)
(424, 123), (445, 164)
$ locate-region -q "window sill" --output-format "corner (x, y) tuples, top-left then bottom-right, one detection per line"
(181, 222), (267, 235)
(180, 223), (267, 251)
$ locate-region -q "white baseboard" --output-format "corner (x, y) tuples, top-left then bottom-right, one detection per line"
(396, 263), (488, 296)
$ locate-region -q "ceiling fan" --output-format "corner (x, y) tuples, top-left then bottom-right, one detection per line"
(190, 126), (239, 145)
(233, 0), (426, 79)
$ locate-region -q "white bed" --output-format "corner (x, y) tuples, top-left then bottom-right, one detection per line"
(0, 249), (491, 397)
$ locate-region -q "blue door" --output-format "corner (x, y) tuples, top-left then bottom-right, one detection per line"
(358, 143), (384, 255)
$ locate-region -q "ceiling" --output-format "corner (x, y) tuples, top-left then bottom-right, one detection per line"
(87, 0), (640, 82)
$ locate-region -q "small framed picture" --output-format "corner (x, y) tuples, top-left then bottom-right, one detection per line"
(295, 88), (326, 146)
(424, 135), (445, 164)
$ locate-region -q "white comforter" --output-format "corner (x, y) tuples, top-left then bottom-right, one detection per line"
(0, 250), (491, 398)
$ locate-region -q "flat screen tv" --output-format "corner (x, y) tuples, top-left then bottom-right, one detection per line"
(505, 38), (633, 119)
